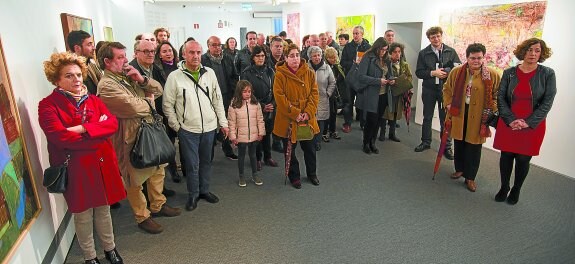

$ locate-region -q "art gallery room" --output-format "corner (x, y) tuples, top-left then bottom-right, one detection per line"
(0, 0), (574, 263)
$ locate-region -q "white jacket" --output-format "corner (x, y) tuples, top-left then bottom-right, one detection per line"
(163, 62), (228, 133)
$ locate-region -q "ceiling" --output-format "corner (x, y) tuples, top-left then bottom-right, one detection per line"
(145, 0), (308, 12)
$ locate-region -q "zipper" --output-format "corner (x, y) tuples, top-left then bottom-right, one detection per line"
(246, 101), (250, 140)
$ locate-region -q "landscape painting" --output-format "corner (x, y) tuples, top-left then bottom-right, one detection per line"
(439, 1), (547, 72)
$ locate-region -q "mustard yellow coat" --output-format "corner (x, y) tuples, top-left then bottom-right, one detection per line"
(443, 65), (501, 144)
(273, 59), (319, 143)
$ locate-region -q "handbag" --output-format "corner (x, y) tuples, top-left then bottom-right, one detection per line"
(296, 122), (314, 141)
(43, 154), (70, 193)
(130, 100), (177, 169)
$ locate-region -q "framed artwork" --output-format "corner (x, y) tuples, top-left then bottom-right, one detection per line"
(60, 13), (94, 51)
(0, 38), (41, 263)
(103, 26), (114, 41)
(439, 1), (547, 72)
(287, 13), (300, 47)
(336, 15), (375, 44)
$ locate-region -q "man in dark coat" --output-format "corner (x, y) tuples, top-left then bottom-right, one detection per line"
(414, 26), (461, 160)
(67, 30), (102, 94)
(235, 31), (258, 75)
(202, 36), (239, 160)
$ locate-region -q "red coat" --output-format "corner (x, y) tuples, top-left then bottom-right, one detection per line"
(38, 89), (126, 213)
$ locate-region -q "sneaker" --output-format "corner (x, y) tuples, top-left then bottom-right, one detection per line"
(322, 135), (330, 142)
(226, 153), (239, 160)
(330, 132), (341, 140)
(342, 124), (351, 133)
(252, 175), (263, 186)
(239, 176), (247, 187)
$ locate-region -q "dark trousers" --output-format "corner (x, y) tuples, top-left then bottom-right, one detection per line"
(327, 106), (337, 134)
(237, 142), (258, 176)
(348, 88), (363, 124)
(315, 120), (328, 145)
(282, 138), (317, 182)
(453, 104), (482, 180)
(178, 129), (215, 198)
(421, 86), (451, 150)
(364, 94), (388, 145)
(256, 131), (272, 161)
(499, 151), (532, 190)
(213, 93), (234, 158)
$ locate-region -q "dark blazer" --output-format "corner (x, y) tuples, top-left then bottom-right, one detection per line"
(415, 43), (461, 90)
(498, 65), (556, 128)
(356, 53), (391, 114)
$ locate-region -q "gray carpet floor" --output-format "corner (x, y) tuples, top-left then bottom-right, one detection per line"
(65, 116), (575, 264)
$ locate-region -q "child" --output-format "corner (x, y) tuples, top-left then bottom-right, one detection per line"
(228, 80), (266, 187)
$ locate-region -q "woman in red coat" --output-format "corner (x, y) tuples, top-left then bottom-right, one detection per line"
(493, 38), (556, 205)
(39, 52), (125, 264)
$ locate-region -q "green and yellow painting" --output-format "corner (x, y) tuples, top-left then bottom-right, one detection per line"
(336, 15), (375, 44)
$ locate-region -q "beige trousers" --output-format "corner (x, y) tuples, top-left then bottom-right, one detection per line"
(126, 167), (166, 223)
(73, 205), (115, 260)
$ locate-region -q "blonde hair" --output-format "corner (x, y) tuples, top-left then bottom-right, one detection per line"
(324, 47), (339, 63)
(43, 52), (87, 85)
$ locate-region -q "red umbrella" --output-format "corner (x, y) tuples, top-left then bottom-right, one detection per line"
(403, 89), (414, 132)
(433, 115), (452, 180)
(284, 124), (293, 185)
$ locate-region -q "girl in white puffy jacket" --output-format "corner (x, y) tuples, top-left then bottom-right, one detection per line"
(228, 80), (266, 187)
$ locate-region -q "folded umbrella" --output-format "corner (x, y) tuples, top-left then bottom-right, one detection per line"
(284, 123), (293, 185)
(433, 115), (452, 180)
(402, 89), (414, 132)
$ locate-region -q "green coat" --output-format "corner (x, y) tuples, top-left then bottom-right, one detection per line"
(384, 60), (413, 121)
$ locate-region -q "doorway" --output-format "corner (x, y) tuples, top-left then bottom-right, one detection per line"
(386, 22), (424, 125)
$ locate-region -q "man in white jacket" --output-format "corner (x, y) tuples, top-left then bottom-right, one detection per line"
(163, 41), (229, 211)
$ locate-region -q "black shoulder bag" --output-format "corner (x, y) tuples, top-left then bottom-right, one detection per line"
(43, 154), (70, 193)
(130, 99), (176, 169)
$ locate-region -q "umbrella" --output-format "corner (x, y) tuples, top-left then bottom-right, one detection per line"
(402, 89), (414, 132)
(284, 123), (293, 185)
(433, 115), (452, 180)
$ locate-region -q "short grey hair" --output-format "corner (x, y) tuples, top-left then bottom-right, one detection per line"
(353, 26), (365, 34)
(307, 46), (323, 59)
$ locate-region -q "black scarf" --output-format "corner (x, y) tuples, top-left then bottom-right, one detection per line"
(311, 60), (324, 71)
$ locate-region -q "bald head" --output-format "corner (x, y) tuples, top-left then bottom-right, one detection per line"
(141, 33), (157, 47)
(207, 36), (222, 56)
(183, 41), (202, 70)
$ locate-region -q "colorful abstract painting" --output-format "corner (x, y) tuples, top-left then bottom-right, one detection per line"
(0, 38), (40, 263)
(439, 1), (547, 72)
(336, 15), (375, 44)
(287, 13), (300, 47)
(103, 26), (114, 42)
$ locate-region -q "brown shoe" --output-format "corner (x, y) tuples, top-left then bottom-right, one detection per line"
(451, 172), (463, 179)
(465, 179), (477, 192)
(264, 158), (278, 167)
(151, 204), (182, 217)
(138, 218), (163, 234)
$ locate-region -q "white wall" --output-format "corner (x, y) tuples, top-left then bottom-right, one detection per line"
(0, 0), (145, 263)
(144, 3), (274, 52)
(286, 0), (575, 178)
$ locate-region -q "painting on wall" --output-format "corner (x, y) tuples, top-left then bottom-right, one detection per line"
(103, 26), (114, 42)
(0, 38), (41, 264)
(439, 1), (547, 72)
(60, 13), (94, 51)
(287, 13), (300, 47)
(336, 15), (375, 44)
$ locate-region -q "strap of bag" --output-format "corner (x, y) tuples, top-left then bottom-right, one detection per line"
(181, 69), (216, 113)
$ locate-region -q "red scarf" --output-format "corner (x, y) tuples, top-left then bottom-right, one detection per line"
(449, 63), (494, 138)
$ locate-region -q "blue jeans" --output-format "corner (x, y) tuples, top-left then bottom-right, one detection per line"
(178, 129), (216, 198)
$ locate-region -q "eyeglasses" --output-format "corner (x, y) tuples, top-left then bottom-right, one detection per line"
(210, 43), (222, 47)
(468, 56), (484, 61)
(137, 50), (156, 55)
(287, 53), (300, 59)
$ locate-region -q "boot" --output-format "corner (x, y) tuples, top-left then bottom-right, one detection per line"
(369, 138), (379, 154)
(362, 143), (371, 154)
(388, 120), (400, 142)
(378, 122), (386, 141)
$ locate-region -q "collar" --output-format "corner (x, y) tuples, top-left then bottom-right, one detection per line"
(431, 44), (443, 54)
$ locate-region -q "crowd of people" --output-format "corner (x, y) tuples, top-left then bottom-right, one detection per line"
(38, 26), (556, 264)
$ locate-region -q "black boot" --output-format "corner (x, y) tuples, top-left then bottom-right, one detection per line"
(495, 187), (510, 202)
(369, 138), (379, 154)
(388, 120), (400, 142)
(378, 120), (386, 141)
(507, 187), (520, 205)
(362, 143), (371, 154)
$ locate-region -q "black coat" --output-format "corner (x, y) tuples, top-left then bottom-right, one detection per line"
(201, 53), (238, 96)
(340, 38), (371, 74)
(234, 46), (253, 76)
(241, 64), (275, 127)
(415, 43), (461, 90)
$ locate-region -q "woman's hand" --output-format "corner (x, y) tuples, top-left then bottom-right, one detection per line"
(296, 112), (309, 122)
(231, 139), (238, 145)
(380, 78), (389, 86)
(388, 79), (396, 86)
(510, 119), (529, 130)
(264, 103), (274, 112)
(99, 114), (108, 122)
(66, 125), (86, 134)
(257, 135), (263, 141)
